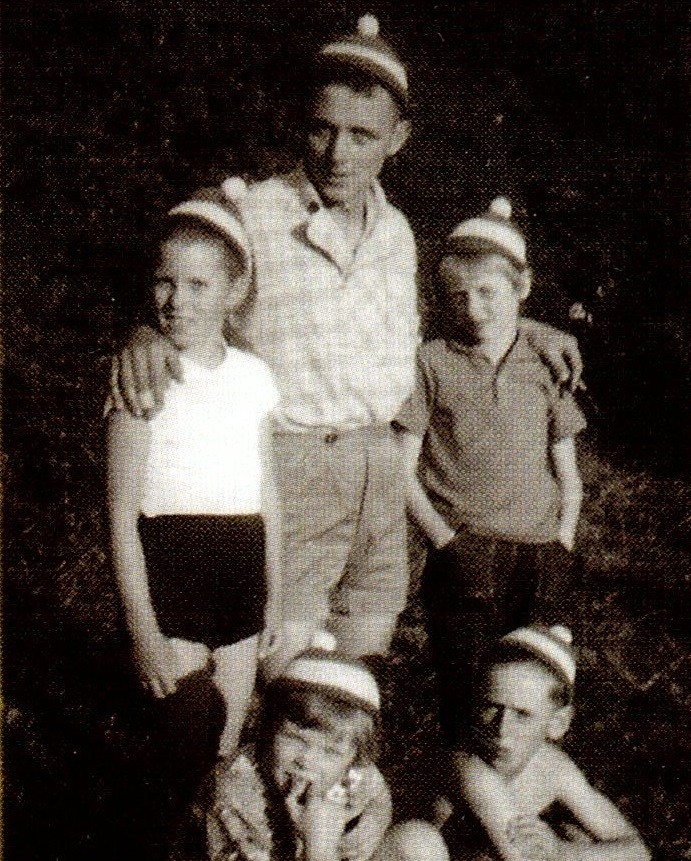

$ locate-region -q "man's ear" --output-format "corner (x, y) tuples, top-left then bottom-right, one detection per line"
(547, 704), (573, 741)
(517, 268), (532, 302)
(387, 118), (411, 157)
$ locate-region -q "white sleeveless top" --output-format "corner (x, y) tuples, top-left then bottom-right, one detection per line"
(141, 347), (279, 517)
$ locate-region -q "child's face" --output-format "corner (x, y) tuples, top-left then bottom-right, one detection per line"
(154, 236), (244, 351)
(438, 254), (528, 345)
(475, 662), (560, 779)
(271, 719), (357, 799)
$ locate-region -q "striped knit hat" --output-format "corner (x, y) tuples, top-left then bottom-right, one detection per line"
(316, 14), (408, 109)
(500, 624), (577, 688)
(446, 197), (528, 271)
(168, 177), (252, 276)
(280, 631), (381, 715)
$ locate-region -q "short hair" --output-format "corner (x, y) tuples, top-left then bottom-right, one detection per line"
(481, 641), (574, 708)
(156, 215), (246, 280)
(257, 679), (381, 768)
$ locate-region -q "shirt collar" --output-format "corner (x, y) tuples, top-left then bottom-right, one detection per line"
(446, 329), (531, 370)
(284, 164), (385, 273)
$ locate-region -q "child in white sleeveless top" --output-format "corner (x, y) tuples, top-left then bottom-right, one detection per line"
(107, 185), (282, 759)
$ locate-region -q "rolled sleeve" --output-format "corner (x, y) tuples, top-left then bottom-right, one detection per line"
(550, 390), (587, 441)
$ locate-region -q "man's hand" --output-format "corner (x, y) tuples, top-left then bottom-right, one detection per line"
(521, 319), (584, 392)
(111, 325), (183, 417)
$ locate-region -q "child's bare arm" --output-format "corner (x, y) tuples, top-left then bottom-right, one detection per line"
(339, 768), (393, 861)
(106, 411), (191, 697)
(259, 414), (283, 658)
(549, 757), (650, 861)
(551, 436), (583, 551)
(398, 430), (456, 549)
(454, 753), (525, 860)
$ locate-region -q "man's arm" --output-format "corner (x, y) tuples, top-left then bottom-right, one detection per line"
(519, 318), (584, 392)
(551, 436), (583, 551)
(398, 429), (456, 549)
(111, 325), (184, 417)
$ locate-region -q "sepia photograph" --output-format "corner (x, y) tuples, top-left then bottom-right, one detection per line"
(4, 1), (689, 858)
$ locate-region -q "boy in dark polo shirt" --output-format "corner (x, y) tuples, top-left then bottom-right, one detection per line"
(395, 198), (586, 746)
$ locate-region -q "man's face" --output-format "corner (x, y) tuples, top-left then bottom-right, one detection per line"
(438, 253), (528, 345)
(475, 662), (560, 779)
(303, 83), (409, 210)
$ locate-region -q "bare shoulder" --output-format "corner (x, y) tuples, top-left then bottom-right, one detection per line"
(454, 751), (505, 802)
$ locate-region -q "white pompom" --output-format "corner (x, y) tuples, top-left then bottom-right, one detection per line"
(222, 176), (248, 202)
(311, 630), (337, 652)
(357, 14), (380, 38)
(489, 196), (512, 219)
(550, 625), (573, 645)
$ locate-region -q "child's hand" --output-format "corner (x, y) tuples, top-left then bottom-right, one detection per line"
(507, 815), (567, 861)
(286, 778), (350, 861)
(338, 812), (387, 861)
(132, 631), (182, 698)
(259, 602), (283, 659)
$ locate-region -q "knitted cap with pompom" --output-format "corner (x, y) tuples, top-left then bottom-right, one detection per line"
(168, 177), (252, 275)
(446, 197), (528, 271)
(499, 624), (577, 688)
(279, 630), (381, 715)
(316, 14), (408, 109)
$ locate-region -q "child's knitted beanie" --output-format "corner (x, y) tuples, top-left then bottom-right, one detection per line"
(316, 14), (408, 109)
(168, 177), (252, 276)
(280, 631), (381, 715)
(446, 197), (528, 271)
(500, 624), (577, 688)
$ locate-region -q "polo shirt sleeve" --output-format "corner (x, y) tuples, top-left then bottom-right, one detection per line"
(393, 346), (435, 436)
(549, 388), (587, 442)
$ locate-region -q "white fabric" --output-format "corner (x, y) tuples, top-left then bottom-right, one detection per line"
(141, 347), (279, 516)
(319, 42), (408, 95)
(450, 218), (527, 266)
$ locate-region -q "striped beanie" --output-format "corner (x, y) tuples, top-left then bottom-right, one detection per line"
(280, 631), (381, 715)
(168, 177), (252, 276)
(499, 624), (577, 688)
(446, 197), (528, 271)
(316, 14), (408, 109)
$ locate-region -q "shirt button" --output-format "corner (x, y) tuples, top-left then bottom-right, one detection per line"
(324, 432), (339, 444)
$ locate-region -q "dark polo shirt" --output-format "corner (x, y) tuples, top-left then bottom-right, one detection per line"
(395, 333), (586, 543)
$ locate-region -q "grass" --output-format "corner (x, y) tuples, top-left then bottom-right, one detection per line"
(4, 291), (691, 860)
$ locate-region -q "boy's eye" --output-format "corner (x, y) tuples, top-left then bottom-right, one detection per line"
(351, 129), (374, 145)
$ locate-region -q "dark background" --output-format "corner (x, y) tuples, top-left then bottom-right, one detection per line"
(3, 1), (690, 859)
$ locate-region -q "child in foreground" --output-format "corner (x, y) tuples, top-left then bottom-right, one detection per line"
(204, 632), (449, 861)
(395, 198), (586, 744)
(441, 624), (650, 861)
(108, 181), (282, 758)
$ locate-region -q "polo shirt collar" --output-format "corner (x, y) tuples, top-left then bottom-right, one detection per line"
(447, 329), (532, 372)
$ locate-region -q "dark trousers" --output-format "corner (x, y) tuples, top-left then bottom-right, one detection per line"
(423, 531), (581, 746)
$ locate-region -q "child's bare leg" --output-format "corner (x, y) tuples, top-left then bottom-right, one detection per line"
(371, 821), (449, 861)
(212, 635), (259, 757)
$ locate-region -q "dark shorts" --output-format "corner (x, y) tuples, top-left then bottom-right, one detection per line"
(423, 531), (581, 745)
(138, 514), (266, 650)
